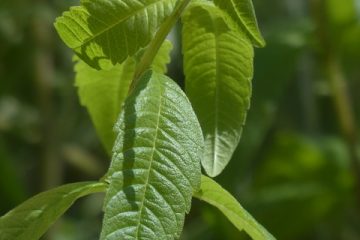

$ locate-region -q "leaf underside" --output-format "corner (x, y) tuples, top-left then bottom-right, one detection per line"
(182, 3), (254, 177)
(0, 182), (106, 240)
(214, 0), (265, 47)
(75, 40), (173, 153)
(75, 57), (136, 153)
(55, 0), (177, 70)
(194, 176), (276, 240)
(100, 71), (203, 240)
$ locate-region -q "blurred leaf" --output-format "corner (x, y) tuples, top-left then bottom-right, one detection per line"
(325, 0), (358, 51)
(194, 176), (275, 240)
(0, 182), (106, 240)
(182, 3), (254, 177)
(54, 0), (177, 69)
(213, 0), (265, 47)
(341, 24), (360, 60)
(0, 141), (26, 213)
(248, 132), (353, 239)
(100, 71), (203, 239)
(326, 0), (357, 28)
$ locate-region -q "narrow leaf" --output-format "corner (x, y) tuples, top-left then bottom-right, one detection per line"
(0, 182), (106, 240)
(100, 70), (203, 240)
(194, 176), (276, 240)
(75, 40), (173, 153)
(182, 3), (254, 177)
(54, 0), (177, 69)
(213, 0), (265, 47)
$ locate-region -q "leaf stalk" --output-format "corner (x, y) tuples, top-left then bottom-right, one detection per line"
(130, 0), (192, 91)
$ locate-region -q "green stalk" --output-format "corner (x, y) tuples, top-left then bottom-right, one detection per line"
(130, 0), (192, 91)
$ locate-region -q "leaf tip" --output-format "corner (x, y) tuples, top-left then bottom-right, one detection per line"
(203, 165), (224, 178)
(254, 36), (266, 48)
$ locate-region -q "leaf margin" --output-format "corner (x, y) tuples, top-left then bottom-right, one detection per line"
(0, 181), (106, 240)
(194, 176), (276, 240)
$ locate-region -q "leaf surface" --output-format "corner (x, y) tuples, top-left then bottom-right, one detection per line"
(75, 58), (135, 153)
(75, 40), (172, 153)
(0, 182), (106, 240)
(100, 71), (203, 239)
(213, 0), (265, 47)
(194, 176), (276, 240)
(55, 0), (177, 69)
(182, 3), (254, 177)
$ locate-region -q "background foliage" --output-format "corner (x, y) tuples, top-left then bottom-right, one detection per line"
(1, 0), (360, 239)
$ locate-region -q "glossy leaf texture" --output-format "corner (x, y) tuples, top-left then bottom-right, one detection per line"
(182, 2), (254, 177)
(54, 0), (177, 70)
(100, 71), (203, 240)
(194, 176), (275, 240)
(214, 0), (265, 47)
(75, 40), (173, 153)
(0, 182), (106, 240)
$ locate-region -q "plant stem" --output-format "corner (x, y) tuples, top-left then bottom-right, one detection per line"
(130, 0), (192, 90)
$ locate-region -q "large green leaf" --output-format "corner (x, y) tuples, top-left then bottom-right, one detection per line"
(54, 0), (177, 70)
(100, 70), (203, 240)
(75, 40), (173, 153)
(0, 182), (106, 240)
(182, 3), (254, 177)
(213, 0), (265, 47)
(194, 176), (275, 240)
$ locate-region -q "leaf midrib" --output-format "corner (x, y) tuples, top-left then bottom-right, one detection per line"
(210, 12), (220, 176)
(134, 83), (164, 238)
(74, 0), (168, 49)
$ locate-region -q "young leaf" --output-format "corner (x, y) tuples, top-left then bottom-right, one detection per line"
(54, 0), (177, 70)
(194, 176), (276, 240)
(213, 0), (265, 47)
(0, 182), (106, 240)
(182, 3), (254, 177)
(75, 40), (173, 153)
(100, 70), (203, 240)
(75, 58), (136, 153)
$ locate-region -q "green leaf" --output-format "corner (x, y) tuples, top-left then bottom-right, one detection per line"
(150, 40), (173, 74)
(213, 0), (265, 47)
(182, 3), (254, 177)
(75, 58), (136, 153)
(194, 176), (276, 240)
(54, 0), (177, 70)
(0, 182), (106, 240)
(100, 70), (203, 240)
(0, 141), (26, 209)
(75, 40), (173, 153)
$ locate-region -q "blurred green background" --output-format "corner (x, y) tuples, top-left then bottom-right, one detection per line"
(1, 0), (360, 239)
